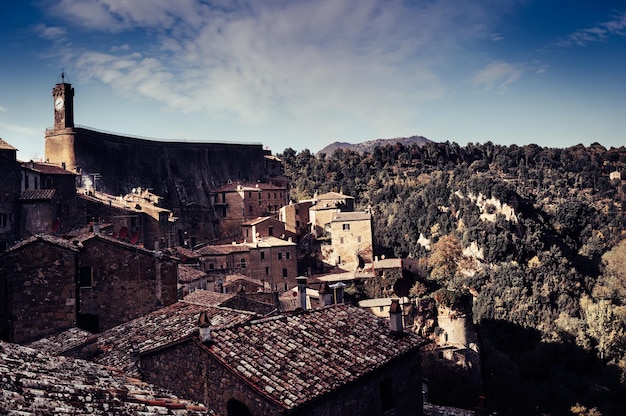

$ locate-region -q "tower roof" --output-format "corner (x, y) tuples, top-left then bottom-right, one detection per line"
(0, 138), (17, 150)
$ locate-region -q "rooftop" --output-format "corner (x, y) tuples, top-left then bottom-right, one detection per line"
(19, 189), (57, 201)
(331, 211), (372, 222)
(178, 265), (207, 283)
(199, 304), (426, 410)
(0, 137), (17, 150)
(213, 182), (286, 193)
(0, 341), (213, 415)
(22, 161), (77, 175)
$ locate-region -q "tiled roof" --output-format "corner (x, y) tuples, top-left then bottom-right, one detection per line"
(169, 246), (201, 261)
(0, 137), (17, 150)
(205, 304), (426, 410)
(374, 258), (404, 269)
(0, 341), (213, 415)
(225, 273), (263, 287)
(423, 403), (475, 416)
(178, 265), (207, 283)
(241, 216), (272, 226)
(331, 211), (371, 222)
(196, 243), (250, 255)
(316, 191), (353, 200)
(4, 233), (81, 253)
(183, 289), (237, 307)
(27, 327), (95, 355)
(19, 188), (57, 201)
(248, 236), (296, 248)
(22, 161), (77, 175)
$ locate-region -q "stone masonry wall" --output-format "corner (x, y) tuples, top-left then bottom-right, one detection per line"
(141, 338), (423, 416)
(2, 241), (77, 343)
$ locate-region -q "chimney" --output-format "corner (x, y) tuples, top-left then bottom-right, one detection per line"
(296, 276), (308, 310)
(129, 338), (140, 365)
(198, 310), (212, 343)
(318, 282), (333, 307)
(329, 282), (346, 304)
(389, 299), (403, 335)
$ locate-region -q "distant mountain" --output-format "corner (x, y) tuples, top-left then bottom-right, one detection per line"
(317, 135), (432, 155)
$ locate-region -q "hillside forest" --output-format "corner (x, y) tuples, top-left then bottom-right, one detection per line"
(280, 141), (626, 416)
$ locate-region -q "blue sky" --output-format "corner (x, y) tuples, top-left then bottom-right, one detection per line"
(1, 0), (625, 161)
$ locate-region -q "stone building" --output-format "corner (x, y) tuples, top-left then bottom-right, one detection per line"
(241, 216), (295, 243)
(140, 304), (426, 416)
(279, 200), (313, 237)
(330, 211), (373, 268)
(19, 161), (78, 236)
(211, 182), (289, 239)
(309, 191), (355, 238)
(0, 138), (21, 252)
(0, 234), (79, 343)
(198, 237), (297, 293)
(77, 233), (179, 332)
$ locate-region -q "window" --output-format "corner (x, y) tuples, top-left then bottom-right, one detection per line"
(295, 208), (299, 215)
(0, 213), (7, 228)
(286, 251), (290, 260)
(245, 229), (249, 238)
(268, 226), (273, 236)
(221, 192), (226, 203)
(258, 193), (261, 200)
(357, 236), (362, 243)
(260, 251), (265, 260)
(249, 205), (252, 213)
(277, 252), (282, 260)
(265, 266), (270, 275)
(282, 268), (288, 277)
(283, 283), (288, 291)
(248, 192), (252, 198)
(209, 263), (215, 270)
(240, 258), (247, 269)
(342, 223), (350, 231)
(24, 174), (29, 189)
(380, 378), (394, 413)
(340, 237), (344, 244)
(34, 177), (38, 189)
(79, 267), (93, 287)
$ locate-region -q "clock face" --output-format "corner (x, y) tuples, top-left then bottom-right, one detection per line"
(55, 97), (64, 110)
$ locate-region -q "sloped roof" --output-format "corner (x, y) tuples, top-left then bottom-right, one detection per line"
(213, 182), (286, 193)
(316, 191), (354, 201)
(0, 137), (17, 150)
(178, 265), (208, 283)
(196, 243), (250, 255)
(22, 161), (77, 175)
(19, 188), (57, 201)
(0, 341), (213, 415)
(3, 233), (80, 254)
(331, 211), (371, 222)
(203, 304), (426, 410)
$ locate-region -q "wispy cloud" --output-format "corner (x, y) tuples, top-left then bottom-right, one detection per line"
(470, 60), (525, 93)
(558, 10), (626, 46)
(0, 106), (6, 112)
(37, 0), (518, 136)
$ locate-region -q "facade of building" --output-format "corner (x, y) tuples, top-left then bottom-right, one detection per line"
(0, 138), (21, 252)
(309, 192), (355, 238)
(330, 211), (374, 268)
(0, 235), (79, 343)
(140, 304), (425, 416)
(241, 216), (295, 243)
(278, 200), (313, 238)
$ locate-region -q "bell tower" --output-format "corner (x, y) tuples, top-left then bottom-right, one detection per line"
(52, 73), (75, 130)
(45, 73), (77, 170)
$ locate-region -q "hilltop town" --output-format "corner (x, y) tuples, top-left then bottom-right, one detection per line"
(0, 82), (481, 416)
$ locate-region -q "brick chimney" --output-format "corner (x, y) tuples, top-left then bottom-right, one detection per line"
(389, 298), (403, 335)
(198, 310), (212, 343)
(318, 282), (333, 307)
(296, 276), (308, 310)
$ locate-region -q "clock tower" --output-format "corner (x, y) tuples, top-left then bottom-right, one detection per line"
(45, 74), (77, 170)
(52, 74), (75, 130)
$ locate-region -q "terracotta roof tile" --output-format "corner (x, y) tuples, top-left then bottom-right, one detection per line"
(19, 188), (57, 201)
(178, 265), (207, 283)
(22, 161), (77, 175)
(5, 233), (81, 253)
(0, 341), (214, 415)
(206, 304), (426, 409)
(0, 137), (17, 150)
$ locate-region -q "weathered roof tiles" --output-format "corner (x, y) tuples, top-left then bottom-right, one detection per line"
(0, 341), (214, 415)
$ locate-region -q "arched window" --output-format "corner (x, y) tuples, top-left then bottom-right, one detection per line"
(227, 399), (252, 416)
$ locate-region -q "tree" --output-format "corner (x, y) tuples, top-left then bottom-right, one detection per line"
(427, 234), (462, 283)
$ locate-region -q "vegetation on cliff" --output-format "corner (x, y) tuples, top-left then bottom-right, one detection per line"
(280, 141), (626, 416)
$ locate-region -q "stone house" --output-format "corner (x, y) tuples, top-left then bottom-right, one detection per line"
(309, 191), (355, 238)
(140, 304), (426, 416)
(198, 237), (297, 293)
(178, 264), (210, 297)
(0, 234), (79, 343)
(0, 138), (21, 252)
(279, 200), (313, 237)
(330, 211), (373, 268)
(20, 161), (78, 235)
(211, 182), (288, 238)
(241, 216), (296, 243)
(77, 232), (179, 332)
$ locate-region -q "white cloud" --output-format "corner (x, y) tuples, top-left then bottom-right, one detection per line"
(0, 106), (6, 112)
(559, 10), (626, 46)
(470, 60), (525, 93)
(39, 0), (520, 138)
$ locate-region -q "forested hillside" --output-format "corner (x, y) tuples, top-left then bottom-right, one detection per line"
(281, 141), (626, 416)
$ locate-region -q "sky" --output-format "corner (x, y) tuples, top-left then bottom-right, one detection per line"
(1, 0), (625, 161)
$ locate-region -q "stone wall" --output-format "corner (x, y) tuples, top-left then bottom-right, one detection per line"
(0, 239), (78, 343)
(0, 147), (20, 251)
(78, 237), (178, 331)
(141, 338), (423, 416)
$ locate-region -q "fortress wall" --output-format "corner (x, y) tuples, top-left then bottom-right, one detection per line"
(70, 128), (268, 208)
